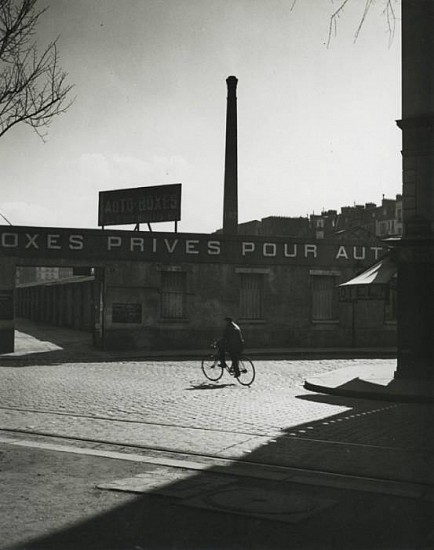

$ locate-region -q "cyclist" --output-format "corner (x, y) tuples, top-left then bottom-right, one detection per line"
(216, 317), (244, 377)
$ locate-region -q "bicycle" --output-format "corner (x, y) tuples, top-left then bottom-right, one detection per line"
(201, 344), (256, 386)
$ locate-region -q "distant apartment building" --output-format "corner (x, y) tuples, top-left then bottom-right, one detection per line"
(232, 195), (402, 240)
(309, 210), (338, 239)
(375, 195), (403, 237)
(335, 195), (403, 238)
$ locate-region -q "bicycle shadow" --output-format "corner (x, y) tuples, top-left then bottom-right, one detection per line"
(187, 382), (236, 390)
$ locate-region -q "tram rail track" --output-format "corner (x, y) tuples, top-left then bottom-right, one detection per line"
(0, 416), (433, 503)
(0, 428), (433, 502)
(0, 403), (427, 453)
(0, 404), (263, 436)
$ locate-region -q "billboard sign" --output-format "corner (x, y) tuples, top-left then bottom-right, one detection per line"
(98, 184), (181, 227)
(0, 225), (387, 267)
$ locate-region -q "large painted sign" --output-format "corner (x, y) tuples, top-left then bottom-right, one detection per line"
(0, 225), (387, 267)
(98, 184), (182, 226)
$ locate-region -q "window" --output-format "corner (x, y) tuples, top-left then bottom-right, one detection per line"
(311, 275), (337, 322)
(384, 277), (397, 322)
(240, 273), (263, 320)
(160, 271), (186, 319)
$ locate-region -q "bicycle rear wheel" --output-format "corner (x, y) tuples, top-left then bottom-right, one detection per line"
(201, 355), (224, 381)
(237, 357), (255, 386)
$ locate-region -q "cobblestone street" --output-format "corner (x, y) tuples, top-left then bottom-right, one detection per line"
(0, 358), (378, 434)
(1, 355), (433, 482)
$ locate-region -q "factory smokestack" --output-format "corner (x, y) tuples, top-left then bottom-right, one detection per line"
(223, 76), (238, 234)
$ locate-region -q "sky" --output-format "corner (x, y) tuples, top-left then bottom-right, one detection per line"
(0, 0), (402, 235)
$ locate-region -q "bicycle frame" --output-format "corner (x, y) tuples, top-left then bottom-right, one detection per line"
(201, 345), (255, 386)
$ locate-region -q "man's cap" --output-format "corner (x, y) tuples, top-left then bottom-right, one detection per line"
(224, 316), (233, 322)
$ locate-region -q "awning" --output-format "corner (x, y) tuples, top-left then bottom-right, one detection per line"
(338, 255), (397, 301)
(339, 255), (397, 287)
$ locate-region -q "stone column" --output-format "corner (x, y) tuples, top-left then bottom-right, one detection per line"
(395, 0), (434, 379)
(223, 76), (239, 235)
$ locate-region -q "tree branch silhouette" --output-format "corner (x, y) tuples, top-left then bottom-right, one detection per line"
(327, 0), (398, 47)
(0, 0), (74, 140)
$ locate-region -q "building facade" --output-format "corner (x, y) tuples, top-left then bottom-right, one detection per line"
(7, 225), (396, 352)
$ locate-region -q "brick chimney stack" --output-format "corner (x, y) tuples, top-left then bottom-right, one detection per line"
(223, 76), (238, 235)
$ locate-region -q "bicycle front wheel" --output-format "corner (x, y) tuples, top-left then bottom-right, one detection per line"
(237, 357), (255, 386)
(201, 355), (224, 381)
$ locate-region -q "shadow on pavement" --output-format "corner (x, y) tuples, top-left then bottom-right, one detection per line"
(295, 393), (434, 457)
(187, 382), (236, 390)
(5, 390), (434, 549)
(0, 319), (105, 366)
(1, 319), (198, 366)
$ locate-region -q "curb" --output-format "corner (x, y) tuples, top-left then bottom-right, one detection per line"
(1, 347), (398, 364)
(304, 379), (434, 404)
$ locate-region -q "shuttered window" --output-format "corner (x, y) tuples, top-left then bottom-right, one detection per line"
(161, 271), (186, 319)
(384, 278), (397, 322)
(311, 275), (337, 321)
(240, 274), (263, 320)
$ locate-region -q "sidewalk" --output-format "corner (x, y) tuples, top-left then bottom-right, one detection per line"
(304, 363), (434, 404)
(1, 318), (396, 363)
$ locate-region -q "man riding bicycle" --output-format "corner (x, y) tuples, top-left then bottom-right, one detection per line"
(216, 317), (244, 378)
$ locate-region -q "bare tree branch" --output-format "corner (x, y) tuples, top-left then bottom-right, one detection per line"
(327, 0), (399, 47)
(353, 0), (375, 43)
(288, 0), (400, 48)
(327, 0), (352, 47)
(0, 0), (73, 140)
(383, 0), (398, 47)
